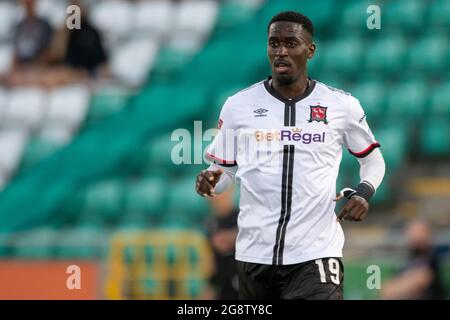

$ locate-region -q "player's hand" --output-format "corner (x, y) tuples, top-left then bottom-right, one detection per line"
(334, 188), (369, 222)
(195, 169), (223, 197)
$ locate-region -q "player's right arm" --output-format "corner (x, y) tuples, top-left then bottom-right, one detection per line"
(195, 98), (238, 197)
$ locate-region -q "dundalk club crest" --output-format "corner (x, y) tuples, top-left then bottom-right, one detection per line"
(308, 105), (328, 124)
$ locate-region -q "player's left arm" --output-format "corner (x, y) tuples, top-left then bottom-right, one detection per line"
(335, 148), (385, 221)
(337, 96), (386, 222)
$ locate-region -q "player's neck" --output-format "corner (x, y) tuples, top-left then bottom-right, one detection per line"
(271, 75), (310, 100)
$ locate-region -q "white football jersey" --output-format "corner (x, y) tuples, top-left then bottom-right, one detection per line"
(205, 77), (380, 265)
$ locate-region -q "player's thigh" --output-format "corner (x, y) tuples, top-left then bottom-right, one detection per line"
(237, 261), (277, 300)
(282, 257), (344, 300)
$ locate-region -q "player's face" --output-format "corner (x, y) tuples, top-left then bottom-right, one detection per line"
(267, 22), (315, 86)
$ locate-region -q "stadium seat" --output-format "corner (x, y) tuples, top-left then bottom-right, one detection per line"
(0, 45), (13, 76)
(87, 85), (130, 123)
(428, 0), (450, 27)
(90, 0), (134, 48)
(383, 0), (425, 30)
(214, 0), (262, 33)
(430, 82), (450, 117)
(38, 125), (74, 145)
(419, 118), (450, 157)
(167, 175), (209, 220)
(173, 0), (219, 40)
(124, 178), (167, 219)
(374, 121), (409, 171)
(150, 48), (195, 83)
(82, 179), (125, 224)
(0, 87), (7, 117)
(127, 134), (179, 176)
(0, 1), (18, 41)
(320, 38), (363, 75)
(340, 0), (378, 30)
(11, 228), (59, 259)
(57, 228), (108, 259)
(45, 85), (90, 130)
(4, 87), (48, 131)
(19, 137), (60, 170)
(349, 80), (386, 123)
(111, 38), (159, 87)
(363, 34), (407, 75)
(316, 73), (348, 91)
(407, 35), (449, 73)
(35, 0), (67, 28)
(0, 130), (28, 177)
(132, 0), (174, 38)
(385, 80), (427, 120)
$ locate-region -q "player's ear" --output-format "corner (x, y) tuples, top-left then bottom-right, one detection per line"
(307, 42), (316, 59)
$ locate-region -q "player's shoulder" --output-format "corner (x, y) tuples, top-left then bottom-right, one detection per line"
(314, 80), (363, 109)
(226, 79), (266, 104)
(314, 80), (352, 99)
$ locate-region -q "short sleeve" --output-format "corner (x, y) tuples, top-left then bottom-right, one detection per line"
(343, 96), (380, 158)
(205, 98), (237, 165)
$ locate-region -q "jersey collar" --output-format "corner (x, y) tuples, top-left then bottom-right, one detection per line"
(264, 76), (316, 104)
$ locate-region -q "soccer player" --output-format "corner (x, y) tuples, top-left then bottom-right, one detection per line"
(195, 11), (385, 300)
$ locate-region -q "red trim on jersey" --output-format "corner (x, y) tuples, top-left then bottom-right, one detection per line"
(205, 152), (237, 165)
(349, 142), (380, 158)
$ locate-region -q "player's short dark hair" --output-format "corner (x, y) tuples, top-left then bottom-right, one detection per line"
(268, 11), (314, 38)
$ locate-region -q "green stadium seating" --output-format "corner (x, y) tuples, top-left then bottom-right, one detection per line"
(82, 179), (125, 224)
(383, 0), (425, 30)
(385, 79), (427, 120)
(340, 0), (380, 30)
(167, 176), (209, 220)
(320, 38), (364, 75)
(12, 228), (59, 259)
(315, 73), (348, 90)
(407, 34), (449, 73)
(350, 80), (386, 122)
(430, 82), (450, 117)
(87, 88), (130, 123)
(214, 0), (259, 33)
(420, 118), (450, 157)
(429, 0), (450, 27)
(19, 138), (60, 171)
(57, 228), (107, 259)
(124, 178), (167, 218)
(364, 34), (407, 75)
(150, 48), (195, 83)
(374, 121), (409, 171)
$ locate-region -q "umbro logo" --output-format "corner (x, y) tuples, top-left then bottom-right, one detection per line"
(253, 108), (268, 117)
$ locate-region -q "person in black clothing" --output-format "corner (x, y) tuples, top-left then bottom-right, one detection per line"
(205, 188), (239, 300)
(381, 219), (446, 299)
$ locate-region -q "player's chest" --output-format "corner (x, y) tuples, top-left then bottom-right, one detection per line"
(236, 102), (346, 145)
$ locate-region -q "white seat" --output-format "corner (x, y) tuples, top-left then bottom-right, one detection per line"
(36, 0), (67, 28)
(38, 125), (74, 145)
(46, 85), (90, 129)
(111, 38), (159, 87)
(90, 0), (134, 45)
(0, 2), (20, 41)
(174, 0), (219, 39)
(133, 0), (174, 38)
(5, 87), (48, 130)
(0, 87), (8, 122)
(0, 45), (13, 76)
(0, 130), (28, 176)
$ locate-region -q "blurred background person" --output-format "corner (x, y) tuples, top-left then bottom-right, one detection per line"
(205, 188), (239, 300)
(6, 0), (54, 87)
(381, 219), (446, 300)
(49, 0), (109, 78)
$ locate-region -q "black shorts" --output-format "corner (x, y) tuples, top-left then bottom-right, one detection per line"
(237, 257), (344, 300)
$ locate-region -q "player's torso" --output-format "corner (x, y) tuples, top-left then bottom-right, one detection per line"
(232, 82), (348, 178)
